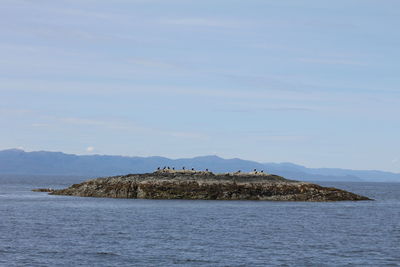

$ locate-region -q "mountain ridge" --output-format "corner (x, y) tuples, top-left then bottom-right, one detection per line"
(0, 149), (399, 182)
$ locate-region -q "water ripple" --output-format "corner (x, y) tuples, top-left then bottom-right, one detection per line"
(0, 181), (399, 266)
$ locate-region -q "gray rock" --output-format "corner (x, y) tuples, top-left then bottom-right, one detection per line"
(37, 171), (372, 202)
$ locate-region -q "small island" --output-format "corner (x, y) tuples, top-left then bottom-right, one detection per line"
(34, 169), (372, 201)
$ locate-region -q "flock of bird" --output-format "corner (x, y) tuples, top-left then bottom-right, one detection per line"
(156, 167), (265, 174)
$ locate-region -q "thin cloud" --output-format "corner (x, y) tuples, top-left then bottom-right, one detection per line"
(0, 108), (33, 115)
(62, 117), (108, 127)
(127, 58), (178, 69)
(169, 131), (208, 140)
(57, 116), (208, 141)
(251, 135), (309, 142)
(298, 58), (367, 66)
(0, 79), (324, 102)
(215, 106), (314, 113)
(31, 123), (50, 127)
(160, 18), (241, 28)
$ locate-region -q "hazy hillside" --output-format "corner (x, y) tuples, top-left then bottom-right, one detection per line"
(0, 149), (399, 182)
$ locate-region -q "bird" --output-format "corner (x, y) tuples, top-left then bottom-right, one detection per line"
(191, 168), (194, 171)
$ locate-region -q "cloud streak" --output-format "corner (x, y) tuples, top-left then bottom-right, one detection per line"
(298, 57), (367, 66)
(159, 18), (242, 28)
(57, 116), (209, 141)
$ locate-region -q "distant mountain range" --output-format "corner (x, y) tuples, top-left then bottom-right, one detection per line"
(0, 149), (399, 182)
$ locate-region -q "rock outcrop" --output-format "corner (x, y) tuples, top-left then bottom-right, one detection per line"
(32, 188), (54, 192)
(36, 170), (372, 201)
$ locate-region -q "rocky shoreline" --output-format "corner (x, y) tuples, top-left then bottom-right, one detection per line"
(34, 170), (372, 201)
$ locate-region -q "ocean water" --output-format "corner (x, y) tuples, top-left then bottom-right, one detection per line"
(0, 176), (399, 266)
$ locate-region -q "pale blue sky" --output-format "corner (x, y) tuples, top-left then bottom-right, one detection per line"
(1, 0), (399, 172)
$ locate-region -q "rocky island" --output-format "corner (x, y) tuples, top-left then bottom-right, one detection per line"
(34, 169), (371, 201)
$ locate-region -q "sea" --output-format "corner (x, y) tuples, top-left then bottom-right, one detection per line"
(0, 175), (399, 266)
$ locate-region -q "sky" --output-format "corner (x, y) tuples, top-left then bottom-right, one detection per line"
(0, 0), (399, 172)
